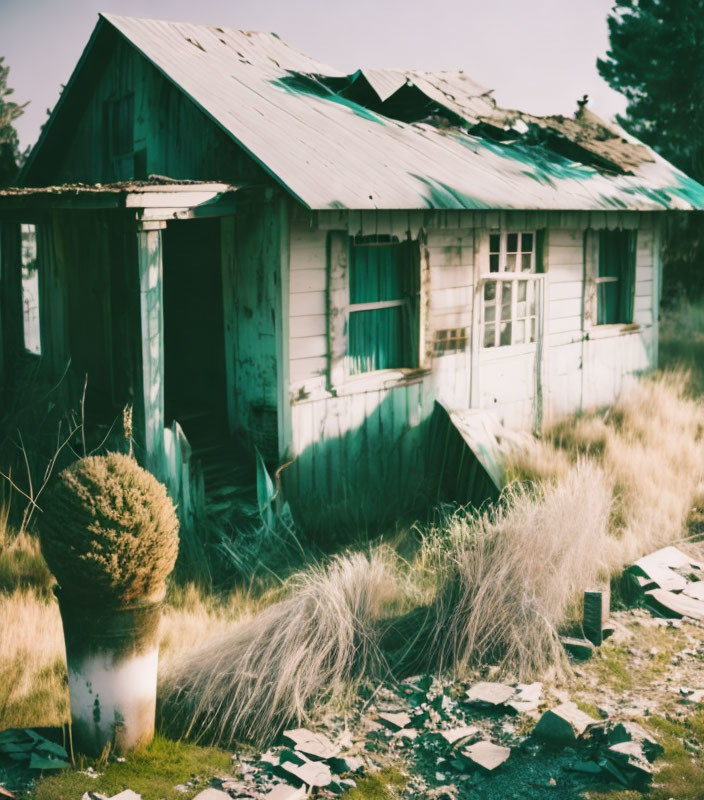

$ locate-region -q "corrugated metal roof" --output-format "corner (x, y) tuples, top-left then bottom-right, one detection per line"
(57, 15), (704, 210)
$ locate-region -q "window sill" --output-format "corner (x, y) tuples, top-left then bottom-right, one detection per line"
(332, 367), (431, 396)
(586, 323), (642, 340)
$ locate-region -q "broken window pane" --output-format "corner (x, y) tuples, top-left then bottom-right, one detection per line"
(521, 232), (533, 252)
(507, 233), (519, 253)
(490, 253), (499, 272)
(500, 321), (512, 346)
(490, 234), (500, 253)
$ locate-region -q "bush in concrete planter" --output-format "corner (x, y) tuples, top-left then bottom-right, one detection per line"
(39, 453), (179, 755)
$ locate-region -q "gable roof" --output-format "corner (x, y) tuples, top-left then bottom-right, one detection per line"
(22, 13), (704, 211)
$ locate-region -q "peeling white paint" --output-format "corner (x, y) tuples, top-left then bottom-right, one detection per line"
(67, 645), (159, 753)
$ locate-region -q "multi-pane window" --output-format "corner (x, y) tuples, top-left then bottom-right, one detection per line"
(20, 223), (41, 355)
(482, 231), (538, 348)
(347, 235), (419, 375)
(596, 229), (637, 325)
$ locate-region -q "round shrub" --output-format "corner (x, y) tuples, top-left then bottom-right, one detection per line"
(39, 453), (179, 605)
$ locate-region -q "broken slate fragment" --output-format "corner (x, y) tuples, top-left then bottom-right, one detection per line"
(507, 682), (542, 714)
(262, 785), (306, 800)
(282, 728), (339, 760)
(560, 636), (596, 660)
(644, 588), (704, 621)
(607, 721), (663, 761)
(439, 726), (480, 746)
(108, 792), (142, 800)
(281, 759), (332, 788)
(532, 703), (599, 746)
(605, 742), (654, 783)
(377, 711), (412, 730)
(461, 740), (510, 771)
(190, 791), (231, 800)
(465, 681), (514, 707)
(328, 755), (364, 774)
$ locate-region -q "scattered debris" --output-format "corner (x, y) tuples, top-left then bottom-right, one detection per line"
(108, 791), (141, 800)
(262, 785), (306, 800)
(560, 636), (596, 660)
(0, 730), (69, 772)
(280, 759), (332, 788)
(607, 721), (663, 762)
(377, 712), (412, 730)
(282, 729), (339, 760)
(644, 588), (704, 620)
(439, 726), (480, 746)
(532, 703), (599, 746)
(465, 682), (515, 707)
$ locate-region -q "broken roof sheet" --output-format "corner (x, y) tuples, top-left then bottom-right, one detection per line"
(27, 14), (704, 211)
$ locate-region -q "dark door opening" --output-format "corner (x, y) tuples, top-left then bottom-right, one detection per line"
(163, 218), (227, 445)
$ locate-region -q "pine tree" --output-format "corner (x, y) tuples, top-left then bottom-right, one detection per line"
(599, 1), (704, 301)
(0, 56), (27, 186)
(597, 0), (704, 182)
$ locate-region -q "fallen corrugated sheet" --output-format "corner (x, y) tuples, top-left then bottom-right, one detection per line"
(40, 13), (704, 212)
(426, 402), (505, 508)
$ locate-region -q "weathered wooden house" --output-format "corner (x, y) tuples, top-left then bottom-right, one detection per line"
(2, 14), (704, 515)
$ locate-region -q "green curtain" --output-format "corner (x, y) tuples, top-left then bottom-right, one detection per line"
(348, 236), (419, 374)
(597, 229), (637, 324)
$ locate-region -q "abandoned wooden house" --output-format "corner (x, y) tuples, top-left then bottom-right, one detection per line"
(2, 13), (704, 517)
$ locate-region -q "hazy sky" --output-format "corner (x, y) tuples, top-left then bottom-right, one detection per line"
(1, 0), (626, 152)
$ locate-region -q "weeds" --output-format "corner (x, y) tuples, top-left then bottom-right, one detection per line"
(160, 551), (400, 745)
(423, 461), (612, 679)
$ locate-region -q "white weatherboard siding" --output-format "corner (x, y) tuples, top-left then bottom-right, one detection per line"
(285, 209), (660, 498)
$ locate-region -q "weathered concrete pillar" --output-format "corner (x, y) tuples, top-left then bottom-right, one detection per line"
(136, 220), (166, 475)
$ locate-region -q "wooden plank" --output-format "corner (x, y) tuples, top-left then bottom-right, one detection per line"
(290, 334), (327, 360)
(290, 314), (327, 339)
(136, 223), (165, 473)
(220, 216), (238, 434)
(290, 290), (326, 317)
(327, 230), (348, 390)
(291, 355), (327, 382)
(290, 268), (326, 293)
(276, 195), (291, 460)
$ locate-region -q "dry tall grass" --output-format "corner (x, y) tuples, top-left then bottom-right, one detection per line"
(421, 461), (612, 679)
(159, 551), (399, 745)
(507, 370), (704, 575)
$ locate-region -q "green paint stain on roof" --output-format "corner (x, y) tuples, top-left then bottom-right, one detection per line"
(411, 174), (493, 209)
(273, 73), (387, 125)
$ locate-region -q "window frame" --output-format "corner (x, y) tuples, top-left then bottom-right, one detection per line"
(480, 230), (541, 350)
(327, 231), (428, 393)
(19, 222), (41, 357)
(584, 228), (638, 329)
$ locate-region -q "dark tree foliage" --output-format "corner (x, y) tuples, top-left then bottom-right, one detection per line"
(598, 0), (704, 302)
(598, 0), (704, 181)
(0, 56), (27, 187)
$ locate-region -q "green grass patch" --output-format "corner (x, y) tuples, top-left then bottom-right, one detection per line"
(342, 768), (407, 800)
(591, 643), (634, 691)
(29, 736), (233, 800)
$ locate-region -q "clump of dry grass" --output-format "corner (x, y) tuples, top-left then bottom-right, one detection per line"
(0, 589), (67, 727)
(159, 551), (400, 745)
(422, 461), (611, 679)
(507, 370), (704, 574)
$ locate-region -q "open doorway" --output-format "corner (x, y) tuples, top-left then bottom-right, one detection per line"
(163, 218), (227, 448)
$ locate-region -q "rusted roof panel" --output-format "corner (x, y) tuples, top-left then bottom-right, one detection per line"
(57, 15), (704, 210)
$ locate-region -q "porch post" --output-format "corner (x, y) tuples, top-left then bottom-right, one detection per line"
(136, 220), (166, 476)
